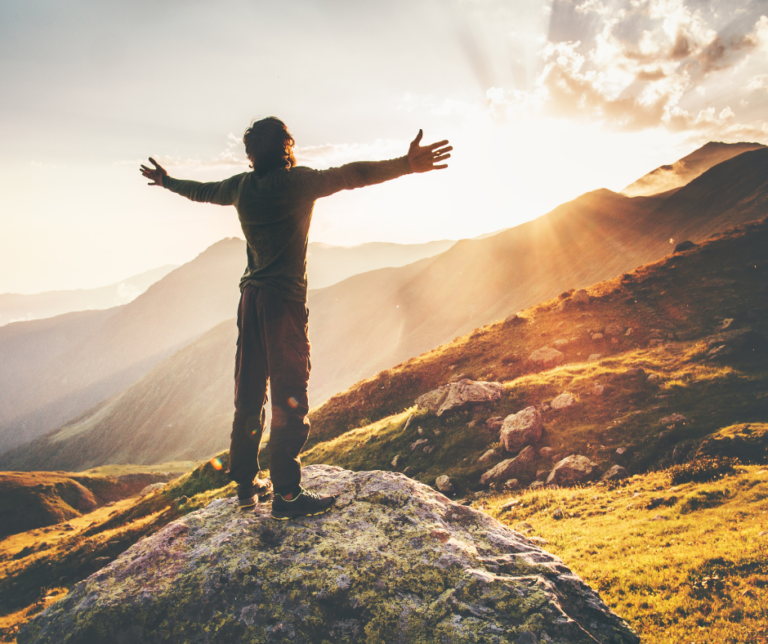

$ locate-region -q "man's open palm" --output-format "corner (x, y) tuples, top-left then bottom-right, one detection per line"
(140, 157), (168, 186)
(408, 130), (452, 173)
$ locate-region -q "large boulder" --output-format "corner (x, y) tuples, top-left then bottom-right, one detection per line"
(546, 455), (600, 486)
(500, 406), (543, 452)
(480, 445), (536, 485)
(416, 379), (504, 416)
(528, 347), (565, 369)
(19, 466), (639, 644)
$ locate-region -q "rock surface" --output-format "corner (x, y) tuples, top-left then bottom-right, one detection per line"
(19, 466), (638, 644)
(499, 407), (543, 452)
(528, 347), (565, 369)
(480, 446), (536, 485)
(416, 379), (504, 416)
(602, 465), (629, 481)
(546, 455), (600, 486)
(551, 393), (577, 410)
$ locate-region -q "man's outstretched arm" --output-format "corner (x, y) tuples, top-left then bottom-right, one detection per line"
(302, 130), (452, 199)
(139, 157), (241, 206)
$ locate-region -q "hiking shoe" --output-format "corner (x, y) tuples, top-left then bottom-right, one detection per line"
(237, 478), (273, 509)
(271, 487), (336, 520)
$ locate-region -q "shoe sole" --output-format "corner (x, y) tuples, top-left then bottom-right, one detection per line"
(271, 506), (333, 520)
(238, 497), (257, 510)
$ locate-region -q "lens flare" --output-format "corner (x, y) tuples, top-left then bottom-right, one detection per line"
(287, 396), (299, 409)
(210, 457), (223, 471)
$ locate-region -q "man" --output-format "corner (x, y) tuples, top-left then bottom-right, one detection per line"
(140, 117), (451, 520)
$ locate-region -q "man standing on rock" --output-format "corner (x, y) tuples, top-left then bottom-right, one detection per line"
(140, 117), (451, 519)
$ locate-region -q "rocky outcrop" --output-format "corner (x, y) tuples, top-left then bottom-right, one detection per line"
(19, 466), (638, 644)
(528, 347), (565, 369)
(480, 446), (536, 486)
(546, 455), (600, 486)
(416, 379), (504, 416)
(499, 406), (542, 452)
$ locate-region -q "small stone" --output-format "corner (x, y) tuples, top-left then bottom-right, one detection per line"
(660, 413), (688, 426)
(423, 445), (435, 454)
(402, 466), (415, 477)
(592, 333), (604, 340)
(591, 384), (605, 396)
(647, 373), (660, 384)
(418, 427), (425, 436)
(503, 479), (519, 491)
(467, 420), (477, 429)
(528, 535), (549, 545)
(528, 347), (565, 369)
(602, 465), (629, 481)
(552, 508), (564, 520)
(480, 446), (536, 485)
(485, 416), (504, 431)
(611, 337), (619, 345)
(551, 393), (576, 410)
(625, 367), (645, 378)
(759, 531), (768, 537)
(477, 448), (498, 463)
(605, 325), (622, 336)
(391, 455), (402, 468)
(410, 439), (428, 451)
(572, 289), (590, 305)
(415, 379), (504, 416)
(546, 455), (599, 486)
(500, 406), (543, 452)
(553, 338), (570, 348)
(435, 475), (454, 495)
(616, 447), (627, 455)
(588, 353), (602, 362)
(541, 403), (551, 412)
(625, 328), (633, 336)
(539, 447), (554, 459)
(529, 481), (544, 490)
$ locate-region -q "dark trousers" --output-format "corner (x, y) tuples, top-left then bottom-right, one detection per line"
(227, 285), (311, 496)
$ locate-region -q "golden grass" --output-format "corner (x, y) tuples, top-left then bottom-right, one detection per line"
(483, 465), (768, 643)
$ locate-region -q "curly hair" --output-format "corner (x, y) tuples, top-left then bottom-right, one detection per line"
(243, 117), (296, 175)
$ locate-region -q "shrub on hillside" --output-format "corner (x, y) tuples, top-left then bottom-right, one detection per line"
(669, 457), (738, 485)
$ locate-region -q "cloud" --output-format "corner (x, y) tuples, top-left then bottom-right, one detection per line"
(488, 0), (768, 137)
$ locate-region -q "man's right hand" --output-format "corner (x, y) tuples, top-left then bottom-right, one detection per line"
(407, 130), (452, 173)
(140, 157), (168, 186)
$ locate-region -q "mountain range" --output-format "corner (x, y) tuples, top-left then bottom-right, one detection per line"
(1, 142), (767, 470)
(0, 265), (178, 328)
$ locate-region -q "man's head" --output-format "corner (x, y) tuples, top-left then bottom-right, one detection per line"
(243, 117), (296, 175)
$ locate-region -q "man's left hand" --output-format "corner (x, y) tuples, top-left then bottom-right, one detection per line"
(140, 157), (168, 186)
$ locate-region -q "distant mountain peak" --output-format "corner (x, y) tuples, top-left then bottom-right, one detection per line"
(621, 141), (766, 198)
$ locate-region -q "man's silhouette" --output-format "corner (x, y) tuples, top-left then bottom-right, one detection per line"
(141, 117), (451, 519)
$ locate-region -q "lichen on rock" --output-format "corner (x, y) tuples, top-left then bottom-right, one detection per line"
(20, 466), (639, 644)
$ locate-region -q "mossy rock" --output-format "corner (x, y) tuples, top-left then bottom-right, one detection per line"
(20, 466), (638, 644)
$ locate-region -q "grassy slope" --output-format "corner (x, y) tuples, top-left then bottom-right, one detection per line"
(0, 465), (193, 540)
(484, 464), (768, 643)
(2, 218), (767, 642)
(304, 216), (768, 493)
(0, 457), (237, 642)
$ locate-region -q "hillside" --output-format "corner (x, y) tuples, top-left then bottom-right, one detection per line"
(307, 239), (455, 289)
(0, 321), (238, 472)
(6, 144), (767, 471)
(0, 469), (184, 539)
(621, 141), (765, 197)
(0, 265), (177, 328)
(303, 216), (768, 490)
(305, 146), (768, 404)
(0, 238), (245, 454)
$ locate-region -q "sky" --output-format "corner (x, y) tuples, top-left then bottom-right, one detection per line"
(1, 0), (767, 293)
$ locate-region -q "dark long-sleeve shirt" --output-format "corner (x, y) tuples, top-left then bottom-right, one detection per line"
(163, 157), (412, 302)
